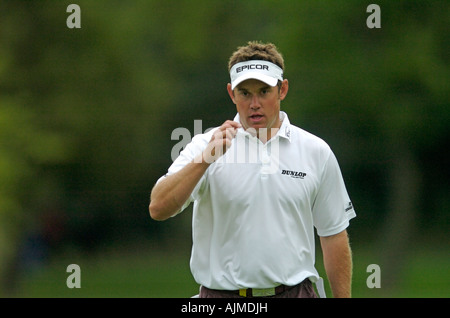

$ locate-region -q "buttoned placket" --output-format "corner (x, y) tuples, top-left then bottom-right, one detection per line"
(235, 128), (282, 179)
(260, 142), (271, 179)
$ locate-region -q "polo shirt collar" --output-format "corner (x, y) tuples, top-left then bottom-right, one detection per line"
(233, 111), (292, 143)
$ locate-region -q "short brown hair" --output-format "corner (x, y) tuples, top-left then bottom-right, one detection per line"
(228, 41), (285, 72)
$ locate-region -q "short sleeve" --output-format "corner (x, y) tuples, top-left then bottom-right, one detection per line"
(157, 131), (213, 215)
(312, 150), (356, 236)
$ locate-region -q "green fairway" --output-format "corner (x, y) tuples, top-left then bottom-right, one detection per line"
(14, 249), (199, 298)
(11, 243), (449, 298)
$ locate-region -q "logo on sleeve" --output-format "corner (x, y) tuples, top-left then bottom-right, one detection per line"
(281, 169), (307, 179)
(345, 201), (354, 212)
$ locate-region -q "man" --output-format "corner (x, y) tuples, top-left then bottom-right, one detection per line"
(149, 41), (356, 298)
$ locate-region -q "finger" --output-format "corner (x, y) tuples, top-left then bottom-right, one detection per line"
(214, 128), (237, 143)
(228, 120), (242, 129)
(224, 127), (236, 140)
(221, 120), (241, 130)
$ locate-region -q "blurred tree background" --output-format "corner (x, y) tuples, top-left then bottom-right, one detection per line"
(0, 0), (448, 297)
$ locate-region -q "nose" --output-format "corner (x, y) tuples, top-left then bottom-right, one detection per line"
(250, 95), (261, 109)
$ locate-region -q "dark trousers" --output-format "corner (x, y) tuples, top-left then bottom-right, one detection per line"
(199, 279), (318, 298)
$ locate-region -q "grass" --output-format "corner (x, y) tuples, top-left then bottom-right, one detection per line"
(8, 241), (450, 298)
(13, 249), (199, 298)
(318, 242), (450, 298)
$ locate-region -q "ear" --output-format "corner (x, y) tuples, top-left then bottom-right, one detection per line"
(227, 83), (236, 104)
(279, 79), (289, 101)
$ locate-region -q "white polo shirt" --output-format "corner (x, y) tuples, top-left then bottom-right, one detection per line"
(160, 111), (356, 290)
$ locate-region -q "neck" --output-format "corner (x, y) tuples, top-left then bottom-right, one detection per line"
(254, 127), (280, 144)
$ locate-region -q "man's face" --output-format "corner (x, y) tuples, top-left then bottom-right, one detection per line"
(227, 78), (288, 141)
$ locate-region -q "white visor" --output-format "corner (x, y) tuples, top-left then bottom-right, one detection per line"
(230, 60), (283, 90)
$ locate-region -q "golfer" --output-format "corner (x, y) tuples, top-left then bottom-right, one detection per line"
(149, 41), (356, 298)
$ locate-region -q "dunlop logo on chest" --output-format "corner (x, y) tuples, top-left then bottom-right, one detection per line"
(281, 169), (307, 179)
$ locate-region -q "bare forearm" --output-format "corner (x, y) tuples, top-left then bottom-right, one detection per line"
(320, 230), (353, 298)
(150, 120), (240, 221)
(149, 155), (209, 220)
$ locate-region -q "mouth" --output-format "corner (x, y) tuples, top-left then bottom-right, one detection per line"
(249, 114), (264, 123)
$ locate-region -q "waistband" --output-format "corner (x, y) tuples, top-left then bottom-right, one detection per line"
(204, 279), (311, 298)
